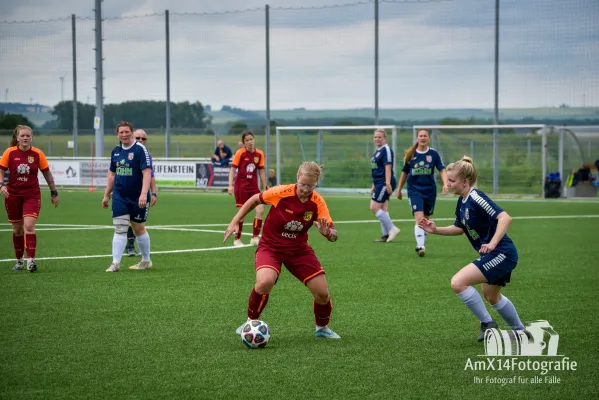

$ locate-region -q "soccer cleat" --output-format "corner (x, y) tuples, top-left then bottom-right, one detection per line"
(233, 239), (244, 247)
(386, 226), (400, 242)
(129, 261), (152, 270)
(12, 260), (24, 271)
(477, 320), (499, 342)
(249, 236), (260, 246)
(106, 263), (120, 272)
(27, 261), (38, 273)
(236, 318), (251, 335)
(315, 325), (341, 339)
(373, 235), (389, 243)
(124, 246), (137, 257)
(415, 247), (425, 257)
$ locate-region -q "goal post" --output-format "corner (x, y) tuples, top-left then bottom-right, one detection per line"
(412, 124), (585, 197)
(274, 125), (399, 192)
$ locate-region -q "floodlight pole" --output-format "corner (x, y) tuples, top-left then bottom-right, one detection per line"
(492, 0), (500, 195)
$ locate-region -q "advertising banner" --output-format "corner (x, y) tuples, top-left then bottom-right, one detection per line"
(195, 163), (230, 189)
(152, 161), (196, 187)
(39, 160), (80, 185)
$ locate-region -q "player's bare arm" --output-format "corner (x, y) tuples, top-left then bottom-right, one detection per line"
(397, 171), (407, 199)
(102, 171), (115, 208)
(138, 168), (152, 208)
(0, 170), (7, 198)
(479, 211), (512, 254)
(440, 169), (449, 195)
(223, 193), (261, 242)
(227, 166), (236, 195)
(259, 168), (268, 191)
(41, 169), (59, 207)
(150, 177), (157, 206)
(418, 219), (463, 236)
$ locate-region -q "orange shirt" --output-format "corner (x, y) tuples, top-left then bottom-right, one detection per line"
(258, 184), (334, 250)
(231, 148), (265, 192)
(0, 146), (49, 196)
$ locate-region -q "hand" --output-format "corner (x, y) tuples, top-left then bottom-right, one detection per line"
(314, 217), (330, 237)
(223, 220), (238, 242)
(227, 185), (234, 195)
(0, 185), (8, 198)
(102, 195), (110, 209)
(443, 184), (449, 195)
(418, 218), (436, 234)
(138, 194), (148, 209)
(479, 243), (496, 254)
(51, 195), (59, 208)
(151, 194), (157, 207)
(386, 183), (392, 195)
(397, 190), (402, 200)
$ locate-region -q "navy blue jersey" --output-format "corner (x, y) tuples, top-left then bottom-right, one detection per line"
(371, 144), (395, 185)
(453, 188), (515, 253)
(110, 142), (152, 201)
(402, 148), (445, 194)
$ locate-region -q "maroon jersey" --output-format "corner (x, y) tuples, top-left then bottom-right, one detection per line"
(232, 148), (265, 192)
(0, 146), (49, 197)
(258, 184), (334, 251)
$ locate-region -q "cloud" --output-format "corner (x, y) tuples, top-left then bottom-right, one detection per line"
(0, 0), (597, 110)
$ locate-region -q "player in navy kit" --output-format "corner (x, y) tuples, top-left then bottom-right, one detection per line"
(370, 129), (400, 243)
(397, 129), (448, 256)
(419, 156), (525, 342)
(102, 121), (153, 272)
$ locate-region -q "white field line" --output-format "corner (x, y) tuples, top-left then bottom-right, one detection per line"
(0, 214), (597, 263)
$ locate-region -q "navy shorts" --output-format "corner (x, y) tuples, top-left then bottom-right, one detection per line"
(372, 179), (397, 204)
(112, 196), (150, 223)
(473, 249), (518, 287)
(408, 192), (436, 215)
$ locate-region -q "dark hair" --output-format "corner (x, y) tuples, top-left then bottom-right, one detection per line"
(116, 121), (134, 134)
(11, 125), (33, 147)
(241, 130), (254, 143)
(404, 129), (430, 164)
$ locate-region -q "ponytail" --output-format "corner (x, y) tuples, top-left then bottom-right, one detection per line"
(404, 143), (418, 164)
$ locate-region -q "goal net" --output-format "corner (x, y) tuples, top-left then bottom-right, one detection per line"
(274, 125), (402, 192)
(413, 124), (585, 196)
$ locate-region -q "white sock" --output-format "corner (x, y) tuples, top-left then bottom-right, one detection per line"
(492, 295), (524, 330)
(380, 220), (389, 236)
(375, 209), (394, 233)
(27, 257), (34, 264)
(136, 232), (151, 262)
(112, 233), (127, 264)
(457, 286), (493, 323)
(414, 225), (426, 248)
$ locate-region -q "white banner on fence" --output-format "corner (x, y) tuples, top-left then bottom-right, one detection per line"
(80, 160), (111, 187)
(38, 160), (81, 185)
(152, 162), (196, 181)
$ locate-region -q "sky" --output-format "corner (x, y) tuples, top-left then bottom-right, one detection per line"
(0, 0), (598, 110)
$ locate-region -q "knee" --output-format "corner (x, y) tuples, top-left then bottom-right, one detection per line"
(255, 276), (276, 294)
(13, 225), (24, 236)
(370, 204), (379, 214)
(23, 223), (35, 234)
(484, 292), (501, 305)
(314, 291), (330, 305)
(450, 276), (467, 294)
(113, 216), (130, 235)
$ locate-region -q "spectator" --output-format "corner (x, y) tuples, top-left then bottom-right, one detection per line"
(212, 140), (233, 167)
(268, 168), (277, 187)
(237, 141), (244, 150)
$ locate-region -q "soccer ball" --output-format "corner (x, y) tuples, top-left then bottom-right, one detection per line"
(241, 320), (270, 349)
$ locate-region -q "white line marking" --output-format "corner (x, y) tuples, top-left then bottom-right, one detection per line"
(0, 227), (113, 232)
(0, 245), (252, 263)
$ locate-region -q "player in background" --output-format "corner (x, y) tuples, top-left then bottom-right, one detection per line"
(0, 125), (59, 272)
(419, 156), (524, 342)
(227, 131), (268, 247)
(370, 129), (400, 243)
(224, 162), (341, 339)
(124, 129), (157, 256)
(102, 122), (153, 272)
(397, 129), (448, 256)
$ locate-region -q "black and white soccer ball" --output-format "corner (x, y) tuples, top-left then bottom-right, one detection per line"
(241, 320), (270, 349)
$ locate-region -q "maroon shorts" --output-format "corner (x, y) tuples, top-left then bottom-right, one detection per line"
(5, 195), (41, 222)
(235, 187), (260, 207)
(255, 245), (324, 285)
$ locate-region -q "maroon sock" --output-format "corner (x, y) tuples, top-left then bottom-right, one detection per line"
(313, 299), (332, 327)
(248, 287), (269, 320)
(25, 233), (37, 259)
(13, 234), (25, 259)
(235, 221), (243, 240)
(252, 218), (263, 237)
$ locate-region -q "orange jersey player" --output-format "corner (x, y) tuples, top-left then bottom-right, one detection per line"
(227, 131), (268, 247)
(0, 125), (60, 272)
(224, 161), (341, 340)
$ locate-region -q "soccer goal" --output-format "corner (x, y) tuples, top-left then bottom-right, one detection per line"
(412, 124), (586, 197)
(274, 125), (400, 192)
